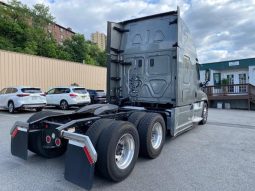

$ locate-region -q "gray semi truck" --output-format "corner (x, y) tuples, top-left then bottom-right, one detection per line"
(10, 8), (209, 190)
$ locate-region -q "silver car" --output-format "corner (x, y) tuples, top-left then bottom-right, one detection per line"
(0, 86), (47, 113)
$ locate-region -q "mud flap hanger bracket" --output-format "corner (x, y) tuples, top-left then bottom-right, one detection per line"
(60, 130), (97, 163)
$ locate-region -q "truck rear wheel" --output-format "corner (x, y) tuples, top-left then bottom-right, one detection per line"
(128, 112), (146, 128)
(27, 111), (66, 157)
(96, 121), (139, 182)
(137, 113), (166, 159)
(85, 118), (115, 147)
(29, 132), (67, 158)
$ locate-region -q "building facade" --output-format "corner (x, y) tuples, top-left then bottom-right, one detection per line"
(91, 32), (106, 51)
(199, 58), (255, 110)
(0, 1), (75, 44)
(47, 23), (75, 44)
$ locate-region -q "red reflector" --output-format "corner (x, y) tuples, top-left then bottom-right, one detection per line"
(17, 94), (30, 97)
(83, 146), (94, 165)
(46, 135), (51, 144)
(11, 128), (18, 138)
(55, 138), (61, 147)
(69, 93), (77, 98)
(45, 124), (48, 128)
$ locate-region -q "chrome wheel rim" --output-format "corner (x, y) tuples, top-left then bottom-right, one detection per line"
(61, 101), (67, 109)
(9, 103), (14, 112)
(115, 133), (135, 170)
(151, 122), (163, 149)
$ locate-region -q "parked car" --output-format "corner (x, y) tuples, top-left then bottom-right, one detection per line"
(46, 86), (91, 110)
(0, 86), (46, 113)
(87, 89), (107, 104)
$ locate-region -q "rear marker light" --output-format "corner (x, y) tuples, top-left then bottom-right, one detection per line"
(55, 138), (61, 147)
(11, 128), (18, 138)
(83, 146), (94, 165)
(46, 135), (51, 144)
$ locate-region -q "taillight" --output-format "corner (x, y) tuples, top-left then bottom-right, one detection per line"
(17, 94), (30, 97)
(46, 135), (51, 144)
(55, 138), (61, 147)
(69, 93), (77, 98)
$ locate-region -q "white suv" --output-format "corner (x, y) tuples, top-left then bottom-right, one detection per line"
(46, 87), (91, 110)
(0, 86), (47, 113)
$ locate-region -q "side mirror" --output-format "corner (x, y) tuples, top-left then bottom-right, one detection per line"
(44, 92), (48, 95)
(205, 69), (210, 82)
(199, 82), (204, 88)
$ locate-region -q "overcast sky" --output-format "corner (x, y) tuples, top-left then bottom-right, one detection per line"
(3, 0), (255, 63)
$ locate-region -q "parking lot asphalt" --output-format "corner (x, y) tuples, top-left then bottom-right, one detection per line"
(0, 108), (255, 191)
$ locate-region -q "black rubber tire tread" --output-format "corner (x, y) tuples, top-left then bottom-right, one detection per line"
(199, 102), (208, 125)
(27, 111), (63, 123)
(128, 112), (146, 128)
(30, 132), (67, 158)
(138, 113), (166, 159)
(27, 111), (63, 155)
(85, 118), (115, 147)
(97, 121), (139, 182)
(8, 101), (15, 113)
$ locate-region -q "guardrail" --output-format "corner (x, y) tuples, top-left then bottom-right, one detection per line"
(203, 83), (255, 110)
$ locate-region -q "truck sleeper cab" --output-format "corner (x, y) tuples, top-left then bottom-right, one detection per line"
(10, 9), (208, 190)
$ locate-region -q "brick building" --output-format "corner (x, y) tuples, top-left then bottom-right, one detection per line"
(47, 23), (75, 44)
(0, 1), (75, 44)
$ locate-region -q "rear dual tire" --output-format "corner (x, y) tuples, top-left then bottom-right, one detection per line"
(86, 119), (139, 182)
(136, 113), (166, 159)
(28, 132), (67, 158)
(27, 111), (67, 158)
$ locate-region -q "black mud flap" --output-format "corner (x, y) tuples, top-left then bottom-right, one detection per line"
(65, 140), (95, 190)
(10, 121), (29, 160)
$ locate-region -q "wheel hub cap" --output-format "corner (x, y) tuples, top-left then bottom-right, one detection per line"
(151, 122), (163, 149)
(115, 133), (135, 170)
(9, 104), (13, 112)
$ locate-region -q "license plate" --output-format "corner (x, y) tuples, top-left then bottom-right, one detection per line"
(32, 96), (37, 100)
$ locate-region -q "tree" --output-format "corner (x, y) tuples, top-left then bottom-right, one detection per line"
(62, 34), (86, 63)
(32, 3), (54, 28)
(0, 0), (108, 67)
